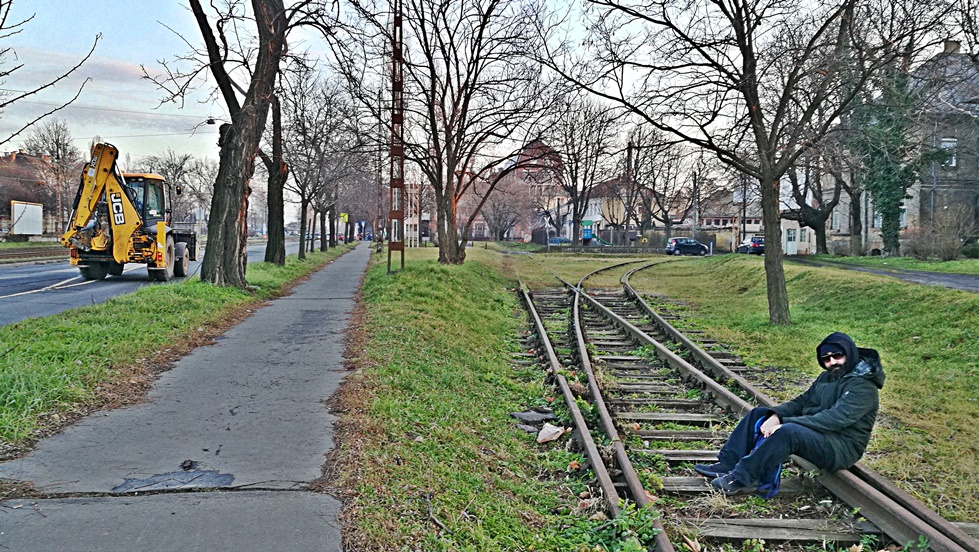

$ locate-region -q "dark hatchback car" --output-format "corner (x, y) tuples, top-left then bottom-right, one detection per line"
(665, 237), (708, 256)
(737, 236), (765, 254)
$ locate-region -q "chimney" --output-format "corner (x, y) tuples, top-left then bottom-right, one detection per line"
(944, 40), (961, 54)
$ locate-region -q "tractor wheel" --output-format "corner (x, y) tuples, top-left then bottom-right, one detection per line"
(79, 262), (109, 280)
(107, 261), (125, 276)
(148, 236), (176, 282)
(174, 242), (189, 277)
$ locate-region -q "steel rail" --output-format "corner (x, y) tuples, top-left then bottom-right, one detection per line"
(0, 247), (64, 260)
(567, 271), (675, 552)
(608, 265), (979, 552)
(519, 285), (621, 517)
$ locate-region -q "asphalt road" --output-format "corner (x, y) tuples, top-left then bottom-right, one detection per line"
(0, 241), (301, 327)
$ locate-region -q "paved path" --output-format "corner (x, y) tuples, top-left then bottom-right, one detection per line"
(788, 257), (979, 293)
(0, 244), (371, 551)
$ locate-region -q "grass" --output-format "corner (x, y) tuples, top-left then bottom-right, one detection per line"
(0, 246), (352, 446)
(806, 253), (979, 275)
(615, 254), (979, 522)
(335, 246), (662, 550)
(6, 241), (976, 545)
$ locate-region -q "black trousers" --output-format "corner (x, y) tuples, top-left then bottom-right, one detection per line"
(716, 407), (837, 486)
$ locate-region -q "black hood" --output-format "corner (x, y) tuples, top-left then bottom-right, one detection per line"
(817, 332), (859, 372)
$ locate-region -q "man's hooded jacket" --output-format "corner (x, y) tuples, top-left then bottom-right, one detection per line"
(769, 332), (885, 470)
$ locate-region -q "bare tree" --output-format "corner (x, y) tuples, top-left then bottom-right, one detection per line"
(782, 152), (842, 254)
(0, 1), (99, 147)
(544, 0), (950, 324)
(258, 92), (289, 264)
(341, 0), (555, 264)
(182, 157), (218, 226)
(281, 69), (360, 259)
(20, 119), (82, 228)
(481, 171), (533, 240)
(145, 0), (342, 286)
(957, 0), (979, 63)
(546, 98), (619, 245)
(629, 127), (694, 241)
(134, 149), (198, 222)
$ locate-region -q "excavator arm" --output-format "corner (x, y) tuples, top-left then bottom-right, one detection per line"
(60, 143), (141, 264)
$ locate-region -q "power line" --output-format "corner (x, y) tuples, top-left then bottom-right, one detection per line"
(0, 91), (214, 119)
(70, 130), (218, 141)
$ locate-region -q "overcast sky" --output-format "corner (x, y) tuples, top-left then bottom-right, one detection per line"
(1, 0), (226, 164)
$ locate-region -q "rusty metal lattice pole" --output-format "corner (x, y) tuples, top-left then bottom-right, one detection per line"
(387, 0), (405, 273)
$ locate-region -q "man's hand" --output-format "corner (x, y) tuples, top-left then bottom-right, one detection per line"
(760, 414), (781, 438)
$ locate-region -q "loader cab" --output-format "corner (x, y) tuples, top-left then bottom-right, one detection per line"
(122, 173), (169, 228)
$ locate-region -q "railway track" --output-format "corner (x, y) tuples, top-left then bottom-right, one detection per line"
(518, 261), (979, 551)
(0, 246), (64, 262)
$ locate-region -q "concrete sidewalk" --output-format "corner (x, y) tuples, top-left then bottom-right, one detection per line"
(0, 244), (372, 551)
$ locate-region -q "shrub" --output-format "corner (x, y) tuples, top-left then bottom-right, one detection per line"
(962, 242), (979, 259)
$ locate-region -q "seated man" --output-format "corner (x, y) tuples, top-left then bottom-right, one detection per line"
(694, 332), (885, 496)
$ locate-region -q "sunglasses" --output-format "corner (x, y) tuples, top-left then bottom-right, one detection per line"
(820, 352), (845, 362)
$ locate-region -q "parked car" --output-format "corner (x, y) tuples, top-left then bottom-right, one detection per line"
(665, 237), (708, 256)
(737, 236), (765, 255)
(549, 237), (572, 245)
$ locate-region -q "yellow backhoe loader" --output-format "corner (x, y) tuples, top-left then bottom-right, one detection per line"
(60, 142), (199, 281)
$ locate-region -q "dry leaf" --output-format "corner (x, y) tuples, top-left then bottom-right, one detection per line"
(568, 460), (580, 470)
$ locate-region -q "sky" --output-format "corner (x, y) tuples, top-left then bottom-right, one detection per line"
(0, 0), (227, 165)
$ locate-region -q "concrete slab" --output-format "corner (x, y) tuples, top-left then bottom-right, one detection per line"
(0, 244), (369, 494)
(0, 244), (371, 550)
(0, 491), (341, 552)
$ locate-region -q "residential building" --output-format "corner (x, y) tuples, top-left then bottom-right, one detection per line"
(828, 41), (979, 255)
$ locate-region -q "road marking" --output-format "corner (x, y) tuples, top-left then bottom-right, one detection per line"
(0, 265), (144, 300)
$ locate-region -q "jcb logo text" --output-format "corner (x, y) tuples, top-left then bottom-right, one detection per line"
(109, 193), (125, 225)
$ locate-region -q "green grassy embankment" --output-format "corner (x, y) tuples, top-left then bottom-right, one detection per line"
(335, 246), (659, 551)
(0, 246), (353, 448)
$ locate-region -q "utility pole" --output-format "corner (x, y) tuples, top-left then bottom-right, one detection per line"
(692, 169), (700, 235)
(387, 0), (405, 272)
(741, 172), (748, 243)
(625, 141), (633, 246)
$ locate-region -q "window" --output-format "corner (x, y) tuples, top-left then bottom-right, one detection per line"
(941, 137), (957, 168)
(899, 209), (907, 228)
(786, 229), (797, 242)
(800, 228), (807, 241)
(832, 210), (840, 230)
(873, 212), (882, 228)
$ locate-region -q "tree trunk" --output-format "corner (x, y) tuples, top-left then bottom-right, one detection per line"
(329, 208), (338, 248)
(760, 175), (791, 325)
(435, 190), (466, 264)
(263, 95), (287, 265)
(196, 0), (287, 286)
(814, 219), (829, 255)
(298, 198), (310, 260)
(849, 187), (863, 256)
(309, 211), (318, 254)
(319, 209), (328, 251)
(202, 122), (259, 287)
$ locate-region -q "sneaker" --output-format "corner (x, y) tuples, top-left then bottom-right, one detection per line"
(693, 462), (731, 479)
(710, 473), (758, 495)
